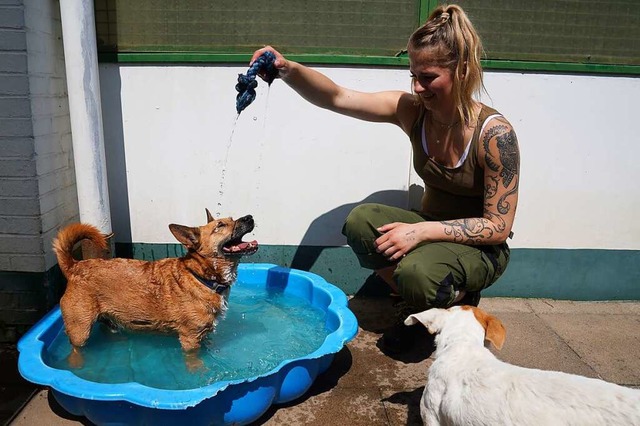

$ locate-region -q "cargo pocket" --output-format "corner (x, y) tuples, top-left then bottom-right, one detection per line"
(457, 246), (496, 292)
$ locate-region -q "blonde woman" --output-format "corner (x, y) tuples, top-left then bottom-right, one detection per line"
(251, 4), (520, 353)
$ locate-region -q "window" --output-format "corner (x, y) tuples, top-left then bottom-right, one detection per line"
(449, 0), (639, 73)
(95, 0), (639, 74)
(95, 0), (419, 60)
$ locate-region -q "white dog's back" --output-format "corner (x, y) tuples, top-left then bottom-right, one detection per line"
(406, 306), (640, 426)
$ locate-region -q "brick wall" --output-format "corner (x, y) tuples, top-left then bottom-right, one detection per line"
(0, 0), (78, 342)
(24, 0), (78, 269)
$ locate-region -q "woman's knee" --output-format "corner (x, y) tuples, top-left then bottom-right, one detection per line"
(393, 260), (456, 309)
(342, 203), (383, 240)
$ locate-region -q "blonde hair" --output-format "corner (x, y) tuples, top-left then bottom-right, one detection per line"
(408, 4), (485, 126)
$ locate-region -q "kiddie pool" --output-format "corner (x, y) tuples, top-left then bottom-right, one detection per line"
(17, 264), (358, 425)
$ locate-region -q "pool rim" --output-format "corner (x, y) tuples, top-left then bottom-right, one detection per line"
(17, 263), (358, 410)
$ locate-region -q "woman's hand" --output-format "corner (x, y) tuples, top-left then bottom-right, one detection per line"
(250, 46), (290, 80)
(374, 222), (424, 261)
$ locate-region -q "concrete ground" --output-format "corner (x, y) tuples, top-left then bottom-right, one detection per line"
(6, 296), (640, 425)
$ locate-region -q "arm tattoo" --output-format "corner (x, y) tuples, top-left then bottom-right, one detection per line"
(441, 122), (520, 245)
(441, 218), (491, 243)
(404, 229), (416, 241)
(483, 125), (520, 215)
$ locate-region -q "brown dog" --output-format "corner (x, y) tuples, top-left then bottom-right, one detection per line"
(53, 209), (257, 363)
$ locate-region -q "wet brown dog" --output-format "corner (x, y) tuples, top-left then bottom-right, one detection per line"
(53, 209), (257, 365)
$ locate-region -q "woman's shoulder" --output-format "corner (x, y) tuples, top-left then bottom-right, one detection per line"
(477, 103), (514, 133)
(396, 93), (423, 136)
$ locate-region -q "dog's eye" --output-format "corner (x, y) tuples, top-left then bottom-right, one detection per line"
(215, 222), (226, 229)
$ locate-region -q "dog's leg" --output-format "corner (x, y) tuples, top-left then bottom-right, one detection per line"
(179, 333), (204, 371)
(61, 293), (99, 368)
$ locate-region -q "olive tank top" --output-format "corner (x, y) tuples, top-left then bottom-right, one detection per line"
(410, 104), (501, 221)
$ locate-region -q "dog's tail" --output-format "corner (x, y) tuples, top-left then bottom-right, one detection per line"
(53, 223), (107, 276)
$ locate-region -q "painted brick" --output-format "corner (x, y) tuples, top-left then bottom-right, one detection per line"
(0, 1), (24, 7)
(0, 158), (35, 177)
(0, 28), (26, 51)
(41, 204), (78, 235)
(0, 51), (27, 73)
(24, 28), (58, 55)
(0, 215), (40, 233)
(0, 327), (18, 343)
(0, 177), (37, 196)
(9, 254), (45, 272)
(0, 271), (44, 290)
(0, 308), (41, 325)
(0, 292), (18, 308)
(0, 74), (28, 95)
(0, 97), (30, 118)
(0, 157), (36, 177)
(23, 5), (55, 36)
(27, 75), (66, 97)
(40, 186), (78, 221)
(18, 290), (45, 308)
(35, 168), (75, 195)
(0, 234), (42, 253)
(34, 132), (72, 157)
(0, 137), (34, 157)
(32, 115), (71, 140)
(0, 117), (32, 137)
(34, 152), (72, 176)
(30, 96), (67, 118)
(0, 196), (39, 215)
(0, 7), (24, 29)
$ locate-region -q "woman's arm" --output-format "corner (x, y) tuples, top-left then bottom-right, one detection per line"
(251, 46), (418, 133)
(439, 116), (520, 244)
(375, 117), (520, 260)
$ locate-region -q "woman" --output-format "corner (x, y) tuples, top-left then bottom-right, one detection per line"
(251, 4), (519, 352)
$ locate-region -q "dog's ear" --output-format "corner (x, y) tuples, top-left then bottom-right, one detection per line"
(471, 307), (506, 350)
(484, 315), (506, 350)
(404, 309), (446, 334)
(205, 208), (215, 223)
(169, 224), (201, 250)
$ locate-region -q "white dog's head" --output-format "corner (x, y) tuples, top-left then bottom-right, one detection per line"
(405, 306), (506, 350)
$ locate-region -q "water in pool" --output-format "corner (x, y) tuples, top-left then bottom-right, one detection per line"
(44, 282), (329, 390)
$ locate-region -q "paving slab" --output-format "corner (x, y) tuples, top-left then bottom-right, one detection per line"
(8, 297), (640, 425)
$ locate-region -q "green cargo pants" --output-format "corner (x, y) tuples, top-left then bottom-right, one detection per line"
(342, 203), (510, 310)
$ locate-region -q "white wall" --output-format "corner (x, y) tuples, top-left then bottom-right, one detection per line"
(99, 64), (640, 251)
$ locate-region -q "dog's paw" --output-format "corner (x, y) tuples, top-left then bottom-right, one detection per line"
(67, 348), (84, 369)
(184, 351), (205, 372)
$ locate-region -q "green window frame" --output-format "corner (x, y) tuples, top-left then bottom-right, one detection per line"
(95, 0), (639, 75)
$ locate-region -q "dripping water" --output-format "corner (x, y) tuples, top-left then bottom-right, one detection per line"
(216, 113), (240, 218)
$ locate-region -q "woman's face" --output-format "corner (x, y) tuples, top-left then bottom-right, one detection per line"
(409, 47), (455, 112)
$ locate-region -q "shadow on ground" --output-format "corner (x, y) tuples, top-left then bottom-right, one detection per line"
(46, 392), (92, 425)
(253, 346), (354, 424)
(0, 344), (38, 426)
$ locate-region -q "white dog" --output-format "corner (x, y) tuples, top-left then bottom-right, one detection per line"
(405, 306), (640, 426)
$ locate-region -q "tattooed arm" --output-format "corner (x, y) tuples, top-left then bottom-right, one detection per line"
(375, 117), (520, 260)
(442, 117), (520, 245)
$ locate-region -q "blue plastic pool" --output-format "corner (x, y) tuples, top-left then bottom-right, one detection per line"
(18, 264), (358, 425)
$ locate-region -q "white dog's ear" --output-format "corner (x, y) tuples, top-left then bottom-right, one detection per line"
(470, 307), (506, 350)
(404, 309), (446, 334)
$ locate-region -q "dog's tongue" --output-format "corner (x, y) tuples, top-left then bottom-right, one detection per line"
(223, 240), (258, 253)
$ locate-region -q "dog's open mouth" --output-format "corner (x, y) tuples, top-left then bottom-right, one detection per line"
(222, 239), (259, 256)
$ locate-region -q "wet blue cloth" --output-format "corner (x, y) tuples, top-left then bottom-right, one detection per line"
(235, 51), (279, 114)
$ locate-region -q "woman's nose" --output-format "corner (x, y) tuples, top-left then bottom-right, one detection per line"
(413, 78), (425, 93)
